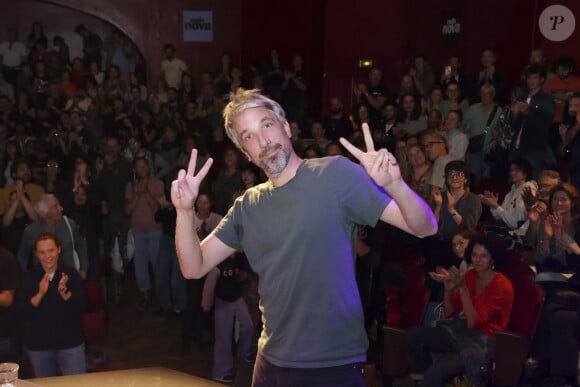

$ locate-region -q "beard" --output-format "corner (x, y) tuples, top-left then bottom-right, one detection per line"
(257, 143), (291, 176)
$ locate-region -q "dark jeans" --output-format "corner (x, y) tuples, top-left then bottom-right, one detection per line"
(181, 278), (209, 348)
(407, 326), (491, 387)
(0, 336), (19, 363)
(252, 354), (364, 387)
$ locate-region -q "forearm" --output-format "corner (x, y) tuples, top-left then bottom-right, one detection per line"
(459, 287), (478, 328)
(30, 292), (45, 307)
(382, 181), (438, 237)
(175, 210), (206, 278)
(22, 198), (39, 221)
(442, 289), (455, 317)
(526, 220), (539, 246)
(0, 291), (14, 307)
(2, 204), (17, 226)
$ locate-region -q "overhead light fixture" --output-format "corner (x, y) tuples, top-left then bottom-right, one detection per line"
(358, 59), (374, 68)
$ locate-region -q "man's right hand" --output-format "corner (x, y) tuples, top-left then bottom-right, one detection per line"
(171, 149), (213, 211)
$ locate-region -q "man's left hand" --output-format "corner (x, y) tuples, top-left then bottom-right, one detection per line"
(339, 123), (401, 189)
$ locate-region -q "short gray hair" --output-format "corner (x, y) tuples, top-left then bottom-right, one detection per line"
(222, 88), (286, 149)
(34, 194), (56, 216)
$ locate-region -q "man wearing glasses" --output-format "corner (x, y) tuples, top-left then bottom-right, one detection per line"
(422, 130), (455, 191)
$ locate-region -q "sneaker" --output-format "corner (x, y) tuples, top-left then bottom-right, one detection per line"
(211, 375), (233, 383)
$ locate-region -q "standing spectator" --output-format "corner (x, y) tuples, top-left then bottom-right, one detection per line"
(463, 84), (501, 183)
(354, 66), (388, 122)
(439, 81), (469, 118)
(409, 55), (435, 98)
(211, 147), (244, 216)
(0, 27), (27, 88)
(160, 44), (188, 89)
(16, 232), (86, 377)
(125, 157), (165, 311)
(202, 253), (255, 384)
(1, 182), (38, 256)
(74, 24), (102, 69)
(26, 22), (47, 53)
(181, 191), (223, 353)
(213, 53), (233, 99)
(282, 53), (309, 123)
(52, 36), (70, 70)
(397, 93), (427, 136)
(544, 56), (580, 125)
(440, 55), (467, 94)
(264, 48), (284, 102)
(321, 97), (354, 141)
(511, 64), (556, 177)
(0, 158), (44, 214)
(154, 173), (186, 318)
(18, 194), (88, 277)
(444, 110), (468, 161)
(472, 49), (505, 102)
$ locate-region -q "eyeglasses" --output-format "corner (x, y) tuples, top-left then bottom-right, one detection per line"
(452, 240), (466, 247)
(424, 141), (444, 148)
(538, 183), (553, 189)
(447, 171), (465, 179)
(46, 162), (59, 168)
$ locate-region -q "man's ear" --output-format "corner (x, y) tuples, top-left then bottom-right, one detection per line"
(283, 120), (291, 138)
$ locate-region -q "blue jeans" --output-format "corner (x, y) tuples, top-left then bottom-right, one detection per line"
(132, 229), (162, 292)
(26, 343), (86, 377)
(155, 233), (186, 311)
(212, 297), (254, 379)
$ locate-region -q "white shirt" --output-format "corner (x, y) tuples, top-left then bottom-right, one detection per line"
(160, 58), (188, 89)
(0, 41), (27, 67)
(491, 180), (537, 230)
(446, 129), (468, 161)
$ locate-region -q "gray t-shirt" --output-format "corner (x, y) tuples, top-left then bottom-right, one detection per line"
(213, 156), (391, 368)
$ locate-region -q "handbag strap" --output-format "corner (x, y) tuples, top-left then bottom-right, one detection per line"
(484, 104), (499, 133)
(63, 216), (76, 251)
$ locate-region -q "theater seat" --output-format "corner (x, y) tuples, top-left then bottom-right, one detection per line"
(493, 254), (544, 386)
(381, 258), (430, 382)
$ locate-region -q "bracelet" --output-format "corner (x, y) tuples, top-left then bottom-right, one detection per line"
(450, 212), (458, 217)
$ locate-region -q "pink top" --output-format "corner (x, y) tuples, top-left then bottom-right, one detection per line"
(125, 178), (164, 231)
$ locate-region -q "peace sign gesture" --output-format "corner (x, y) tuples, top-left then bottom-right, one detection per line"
(339, 123), (401, 189)
(171, 149), (213, 211)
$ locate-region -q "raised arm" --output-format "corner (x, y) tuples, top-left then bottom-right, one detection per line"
(172, 150), (235, 278)
(340, 124), (437, 237)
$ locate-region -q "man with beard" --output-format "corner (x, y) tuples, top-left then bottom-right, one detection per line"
(321, 97), (353, 141)
(0, 159), (44, 214)
(544, 56), (580, 125)
(354, 66), (388, 122)
(171, 88), (437, 386)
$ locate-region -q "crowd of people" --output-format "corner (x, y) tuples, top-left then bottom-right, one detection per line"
(0, 19), (579, 386)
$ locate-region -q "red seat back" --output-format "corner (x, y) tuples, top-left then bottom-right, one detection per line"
(501, 251), (544, 338)
(85, 282), (105, 311)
